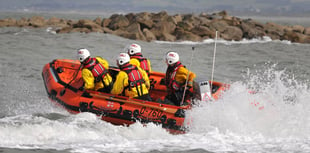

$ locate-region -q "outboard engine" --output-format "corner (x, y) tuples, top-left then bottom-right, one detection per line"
(193, 78), (212, 102)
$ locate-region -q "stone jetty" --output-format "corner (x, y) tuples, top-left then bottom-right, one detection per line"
(1, 11), (309, 43)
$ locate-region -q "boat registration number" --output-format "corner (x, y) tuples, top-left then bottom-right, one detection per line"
(140, 107), (163, 119)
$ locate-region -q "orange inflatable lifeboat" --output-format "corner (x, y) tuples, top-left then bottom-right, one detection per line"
(42, 59), (229, 134)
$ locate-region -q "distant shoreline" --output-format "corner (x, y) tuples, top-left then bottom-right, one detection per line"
(1, 10), (310, 26)
(1, 11), (309, 43)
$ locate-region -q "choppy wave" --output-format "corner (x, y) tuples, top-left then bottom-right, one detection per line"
(185, 64), (310, 152)
(46, 27), (57, 35)
(155, 36), (295, 45)
(188, 63), (310, 135)
(0, 64), (309, 153)
(1, 22), (309, 153)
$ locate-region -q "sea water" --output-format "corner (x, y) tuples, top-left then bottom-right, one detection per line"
(0, 13), (310, 153)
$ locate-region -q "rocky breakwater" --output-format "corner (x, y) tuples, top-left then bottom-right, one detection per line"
(1, 11), (310, 43)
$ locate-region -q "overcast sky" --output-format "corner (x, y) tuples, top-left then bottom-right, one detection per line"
(0, 0), (310, 16)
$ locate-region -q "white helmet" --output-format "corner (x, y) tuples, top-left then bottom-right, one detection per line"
(126, 43), (141, 55)
(165, 51), (179, 65)
(77, 48), (90, 62)
(117, 53), (130, 66)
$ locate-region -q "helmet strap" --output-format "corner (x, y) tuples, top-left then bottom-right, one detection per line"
(119, 62), (130, 69)
(135, 53), (142, 56)
(170, 61), (181, 67)
(82, 57), (91, 65)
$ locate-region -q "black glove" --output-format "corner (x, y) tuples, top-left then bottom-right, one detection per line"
(186, 81), (193, 89)
(78, 86), (84, 91)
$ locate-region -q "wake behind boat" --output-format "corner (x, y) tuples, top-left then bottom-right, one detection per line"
(42, 59), (229, 133)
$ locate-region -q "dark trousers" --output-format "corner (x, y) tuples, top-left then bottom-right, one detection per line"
(165, 89), (192, 106)
(98, 83), (113, 93)
(135, 94), (153, 101)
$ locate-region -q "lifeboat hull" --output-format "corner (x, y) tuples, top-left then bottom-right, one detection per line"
(42, 59), (229, 134)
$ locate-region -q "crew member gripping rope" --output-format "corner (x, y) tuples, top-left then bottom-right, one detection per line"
(164, 51), (196, 106)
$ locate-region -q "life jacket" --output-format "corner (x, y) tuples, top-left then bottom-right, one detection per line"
(131, 54), (150, 76)
(83, 58), (109, 84)
(165, 61), (184, 92)
(121, 63), (145, 97)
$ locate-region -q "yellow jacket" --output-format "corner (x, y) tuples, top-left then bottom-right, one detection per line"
(111, 66), (150, 98)
(130, 58), (152, 74)
(81, 57), (112, 91)
(175, 66), (196, 86)
(166, 64), (196, 92)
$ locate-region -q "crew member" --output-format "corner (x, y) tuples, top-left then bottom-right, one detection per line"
(164, 51), (196, 106)
(125, 43), (152, 76)
(77, 48), (113, 92)
(111, 53), (152, 101)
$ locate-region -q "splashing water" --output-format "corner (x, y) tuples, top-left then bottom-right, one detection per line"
(187, 63), (310, 139)
(1, 23), (310, 152)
